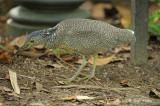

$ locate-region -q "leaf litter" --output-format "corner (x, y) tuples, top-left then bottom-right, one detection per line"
(88, 54), (116, 66)
(61, 95), (95, 101)
(8, 70), (20, 94)
(0, 52), (12, 63)
(36, 82), (43, 92)
(120, 79), (131, 87)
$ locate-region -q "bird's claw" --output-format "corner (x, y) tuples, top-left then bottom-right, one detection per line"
(58, 75), (79, 83)
(58, 74), (100, 83)
(75, 74), (100, 82)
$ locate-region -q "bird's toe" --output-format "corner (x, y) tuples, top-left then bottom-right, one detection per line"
(76, 75), (100, 82)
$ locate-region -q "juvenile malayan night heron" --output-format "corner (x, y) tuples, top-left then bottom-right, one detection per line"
(16, 18), (136, 82)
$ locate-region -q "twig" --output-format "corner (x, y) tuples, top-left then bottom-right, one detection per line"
(56, 60), (67, 70)
(53, 85), (138, 91)
(17, 74), (35, 80)
(55, 55), (77, 70)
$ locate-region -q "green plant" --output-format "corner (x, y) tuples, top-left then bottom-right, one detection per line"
(148, 10), (160, 40)
(56, 48), (60, 57)
(151, 0), (160, 6)
(127, 10), (160, 40)
(0, 44), (8, 52)
(53, 48), (73, 57)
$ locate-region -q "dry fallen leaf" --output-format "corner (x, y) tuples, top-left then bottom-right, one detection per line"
(120, 15), (131, 28)
(9, 70), (20, 94)
(76, 95), (95, 100)
(75, 59), (83, 64)
(2, 86), (12, 92)
(36, 82), (43, 92)
(41, 88), (50, 93)
(120, 79), (127, 84)
(7, 92), (22, 98)
(92, 3), (106, 20)
(57, 81), (66, 85)
(80, 0), (94, 11)
(114, 44), (131, 53)
(10, 35), (27, 47)
(19, 50), (49, 58)
(52, 64), (62, 69)
(120, 79), (131, 87)
(63, 55), (77, 61)
(92, 3), (113, 20)
(98, 100), (109, 104)
(115, 5), (131, 28)
(109, 99), (121, 106)
(0, 52), (12, 63)
(61, 96), (76, 100)
(88, 54), (115, 66)
(30, 102), (44, 106)
(111, 58), (125, 63)
(20, 87), (30, 90)
(61, 95), (95, 101)
(149, 89), (160, 99)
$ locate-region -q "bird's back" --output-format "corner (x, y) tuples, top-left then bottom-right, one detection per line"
(56, 18), (134, 54)
(57, 18), (118, 35)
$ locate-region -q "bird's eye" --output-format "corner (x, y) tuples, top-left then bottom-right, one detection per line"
(30, 40), (34, 43)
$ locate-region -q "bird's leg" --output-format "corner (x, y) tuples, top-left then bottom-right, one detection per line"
(77, 53), (100, 82)
(61, 55), (87, 82)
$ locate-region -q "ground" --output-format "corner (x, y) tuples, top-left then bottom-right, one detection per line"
(0, 38), (160, 105)
(0, 1), (160, 105)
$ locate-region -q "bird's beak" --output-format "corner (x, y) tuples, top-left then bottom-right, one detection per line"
(15, 43), (30, 55)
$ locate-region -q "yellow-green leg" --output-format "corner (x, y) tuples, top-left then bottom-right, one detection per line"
(62, 55), (87, 82)
(78, 53), (100, 81)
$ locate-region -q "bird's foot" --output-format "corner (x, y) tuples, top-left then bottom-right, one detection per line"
(58, 73), (100, 83)
(76, 74), (100, 82)
(58, 73), (87, 83)
(59, 76), (76, 83)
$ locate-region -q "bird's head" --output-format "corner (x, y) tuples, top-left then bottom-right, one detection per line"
(16, 25), (58, 55)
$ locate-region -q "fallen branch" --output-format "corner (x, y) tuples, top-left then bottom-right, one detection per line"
(53, 85), (138, 91)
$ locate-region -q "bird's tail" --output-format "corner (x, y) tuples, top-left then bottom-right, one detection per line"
(116, 29), (136, 44)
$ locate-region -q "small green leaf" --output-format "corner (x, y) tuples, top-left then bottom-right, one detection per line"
(52, 48), (73, 57)
(56, 48), (60, 57)
(149, 10), (160, 24)
(52, 48), (60, 57)
(0, 44), (8, 52)
(60, 49), (73, 53)
(148, 23), (160, 37)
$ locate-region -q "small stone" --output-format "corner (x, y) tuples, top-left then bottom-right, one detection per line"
(104, 72), (108, 76)
(118, 64), (124, 68)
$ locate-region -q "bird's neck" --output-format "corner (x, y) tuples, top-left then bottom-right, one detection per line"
(42, 37), (60, 49)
